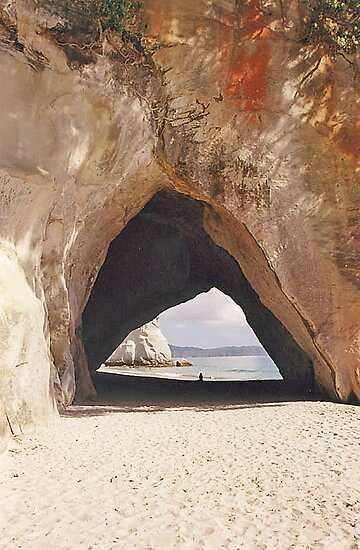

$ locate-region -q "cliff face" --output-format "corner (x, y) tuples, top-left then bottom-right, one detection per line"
(0, 0), (359, 441)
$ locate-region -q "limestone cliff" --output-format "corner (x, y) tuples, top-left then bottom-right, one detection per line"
(0, 0), (359, 443)
(106, 318), (173, 366)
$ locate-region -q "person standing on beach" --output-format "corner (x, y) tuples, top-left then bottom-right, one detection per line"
(198, 372), (203, 381)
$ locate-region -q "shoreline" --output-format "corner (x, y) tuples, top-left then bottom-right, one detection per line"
(98, 354), (282, 383)
(98, 364), (279, 382)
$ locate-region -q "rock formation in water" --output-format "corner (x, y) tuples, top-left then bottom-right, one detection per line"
(106, 318), (173, 366)
(0, 0), (359, 446)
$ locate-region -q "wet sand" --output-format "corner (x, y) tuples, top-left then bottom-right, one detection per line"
(0, 373), (359, 549)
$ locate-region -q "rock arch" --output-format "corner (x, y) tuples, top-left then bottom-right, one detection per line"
(82, 189), (320, 397)
(0, 0), (359, 446)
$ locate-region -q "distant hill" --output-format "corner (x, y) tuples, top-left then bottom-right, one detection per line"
(169, 345), (267, 358)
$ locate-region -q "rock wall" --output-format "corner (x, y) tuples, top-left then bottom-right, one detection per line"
(0, 0), (359, 440)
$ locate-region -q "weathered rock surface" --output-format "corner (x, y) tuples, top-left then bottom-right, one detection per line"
(0, 0), (359, 442)
(106, 318), (173, 366)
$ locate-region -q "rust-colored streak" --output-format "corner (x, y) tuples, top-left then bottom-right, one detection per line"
(143, 0), (173, 40)
(335, 117), (360, 162)
(227, 42), (271, 112)
(218, 0), (272, 117)
(240, 0), (270, 40)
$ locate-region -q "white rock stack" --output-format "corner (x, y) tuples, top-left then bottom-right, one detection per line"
(106, 318), (173, 366)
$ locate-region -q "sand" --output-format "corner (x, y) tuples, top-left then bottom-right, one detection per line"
(0, 398), (359, 550)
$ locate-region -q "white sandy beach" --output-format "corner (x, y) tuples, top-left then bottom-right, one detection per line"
(1, 400), (359, 550)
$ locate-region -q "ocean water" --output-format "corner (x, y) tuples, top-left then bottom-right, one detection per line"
(101, 355), (282, 381)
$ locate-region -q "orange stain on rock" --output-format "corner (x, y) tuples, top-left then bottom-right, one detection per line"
(241, 0), (270, 39)
(335, 117), (360, 162)
(218, 0), (272, 117)
(144, 0), (173, 40)
(227, 42), (271, 112)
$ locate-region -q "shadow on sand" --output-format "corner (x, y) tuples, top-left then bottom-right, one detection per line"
(63, 372), (320, 419)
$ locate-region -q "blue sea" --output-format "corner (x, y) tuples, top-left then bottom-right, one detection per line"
(101, 355), (282, 381)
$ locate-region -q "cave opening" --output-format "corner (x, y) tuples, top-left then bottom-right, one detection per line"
(81, 189), (314, 398)
(157, 289), (283, 381)
(98, 288), (283, 382)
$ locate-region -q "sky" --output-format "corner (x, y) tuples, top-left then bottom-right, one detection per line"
(159, 288), (262, 349)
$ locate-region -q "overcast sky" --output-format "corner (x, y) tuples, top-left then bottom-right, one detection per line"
(159, 288), (261, 348)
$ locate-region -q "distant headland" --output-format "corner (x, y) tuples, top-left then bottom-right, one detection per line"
(170, 345), (267, 358)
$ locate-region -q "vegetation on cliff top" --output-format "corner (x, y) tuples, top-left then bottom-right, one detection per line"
(45, 0), (142, 43)
(48, 0), (358, 56)
(304, 0), (359, 54)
